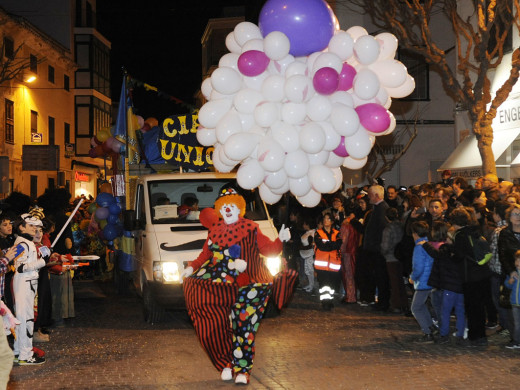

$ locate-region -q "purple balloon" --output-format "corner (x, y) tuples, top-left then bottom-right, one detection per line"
(237, 50), (270, 77)
(355, 103), (391, 133)
(313, 67), (339, 95)
(332, 136), (349, 157)
(337, 63), (357, 91)
(95, 207), (109, 221)
(259, 0), (335, 57)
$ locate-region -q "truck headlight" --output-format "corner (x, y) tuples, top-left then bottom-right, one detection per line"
(265, 256), (282, 276)
(153, 261), (180, 283)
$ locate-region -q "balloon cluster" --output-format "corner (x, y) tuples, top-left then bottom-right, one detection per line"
(89, 127), (125, 158)
(197, 0), (414, 207)
(89, 187), (123, 243)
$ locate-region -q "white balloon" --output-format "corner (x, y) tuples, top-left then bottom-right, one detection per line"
(375, 87), (389, 107)
(198, 99), (233, 128)
(254, 101), (279, 127)
(257, 137), (285, 172)
(247, 124), (266, 136)
(299, 122), (325, 154)
(242, 39), (264, 52)
(261, 74), (286, 102)
(331, 167), (343, 193)
(351, 94), (376, 107)
(297, 189), (321, 208)
(212, 149), (235, 173)
(217, 144), (240, 167)
(307, 150), (329, 166)
(267, 54), (295, 76)
(284, 150), (309, 179)
(233, 89), (263, 114)
(215, 110), (242, 143)
(369, 134), (376, 146)
(344, 127), (372, 159)
(264, 168), (288, 189)
(353, 69), (380, 100)
(281, 102), (307, 124)
(285, 74), (313, 103)
(354, 35), (380, 65)
(312, 52), (343, 75)
(285, 61), (309, 78)
(236, 160), (265, 189)
(259, 183), (283, 204)
(325, 151), (345, 168)
(271, 121), (300, 152)
(343, 155), (368, 170)
(224, 132), (258, 161)
(211, 67), (242, 95)
(346, 26), (368, 41)
(386, 75), (415, 98)
(369, 59), (408, 88)
(225, 32), (242, 54)
(384, 112), (396, 134)
(289, 176), (312, 197)
(264, 31), (290, 60)
(329, 91), (354, 107)
(309, 165), (336, 193)
(328, 31), (354, 61)
(318, 121), (341, 151)
(306, 94), (332, 122)
(330, 103), (360, 136)
(305, 52), (323, 73)
(201, 78), (213, 101)
(210, 89), (233, 100)
(219, 53), (240, 71)
(376, 32), (398, 60)
(238, 113), (255, 131)
(234, 22), (263, 46)
(271, 180), (290, 195)
(243, 72), (268, 90)
(196, 127), (217, 146)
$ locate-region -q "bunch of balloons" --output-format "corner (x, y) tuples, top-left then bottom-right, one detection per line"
(196, 0), (414, 207)
(89, 127), (125, 159)
(89, 189), (123, 243)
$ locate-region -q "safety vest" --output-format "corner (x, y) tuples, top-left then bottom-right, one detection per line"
(314, 228), (341, 272)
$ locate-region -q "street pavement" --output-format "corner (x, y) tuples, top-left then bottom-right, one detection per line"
(7, 279), (520, 390)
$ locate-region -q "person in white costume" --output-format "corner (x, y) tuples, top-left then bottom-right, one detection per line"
(12, 214), (47, 365)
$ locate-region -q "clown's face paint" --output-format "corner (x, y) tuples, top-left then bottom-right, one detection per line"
(220, 203), (240, 225)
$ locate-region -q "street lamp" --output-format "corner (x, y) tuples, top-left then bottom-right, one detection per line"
(24, 73), (36, 83)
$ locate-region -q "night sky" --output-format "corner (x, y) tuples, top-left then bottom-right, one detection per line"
(97, 0), (264, 122)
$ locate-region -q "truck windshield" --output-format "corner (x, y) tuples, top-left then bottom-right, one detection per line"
(148, 179), (268, 224)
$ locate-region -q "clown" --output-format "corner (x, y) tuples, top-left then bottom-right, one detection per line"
(182, 188), (294, 385)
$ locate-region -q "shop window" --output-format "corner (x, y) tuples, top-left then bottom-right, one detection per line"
(30, 175), (38, 200)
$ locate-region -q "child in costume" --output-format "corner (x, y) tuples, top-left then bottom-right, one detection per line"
(12, 214), (46, 365)
(182, 188), (293, 385)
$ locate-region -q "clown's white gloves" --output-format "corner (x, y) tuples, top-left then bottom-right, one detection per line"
(278, 224), (291, 242)
(234, 259), (247, 273)
(181, 266), (194, 279)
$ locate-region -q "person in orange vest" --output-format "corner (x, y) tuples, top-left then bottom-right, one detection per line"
(314, 213), (342, 310)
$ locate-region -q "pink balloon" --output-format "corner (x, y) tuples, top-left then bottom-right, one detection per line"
(313, 67), (339, 95)
(332, 136), (349, 157)
(355, 103), (391, 133)
(337, 63), (357, 91)
(237, 50), (270, 77)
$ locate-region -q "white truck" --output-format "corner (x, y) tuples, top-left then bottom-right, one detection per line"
(126, 171), (283, 323)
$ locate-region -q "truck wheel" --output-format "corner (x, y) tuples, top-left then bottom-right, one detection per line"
(143, 284), (164, 324)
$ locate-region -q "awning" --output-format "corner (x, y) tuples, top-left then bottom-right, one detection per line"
(439, 129), (520, 171)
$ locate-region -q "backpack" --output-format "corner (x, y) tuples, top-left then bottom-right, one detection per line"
(467, 234), (492, 266)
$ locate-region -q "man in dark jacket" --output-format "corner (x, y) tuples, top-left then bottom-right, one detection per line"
(363, 185), (390, 311)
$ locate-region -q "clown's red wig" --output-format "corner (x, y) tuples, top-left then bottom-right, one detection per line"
(214, 194), (246, 218)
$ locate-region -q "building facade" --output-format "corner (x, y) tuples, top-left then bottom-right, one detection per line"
(0, 0), (111, 200)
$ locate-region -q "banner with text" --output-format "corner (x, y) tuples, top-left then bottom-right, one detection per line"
(158, 114), (214, 171)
